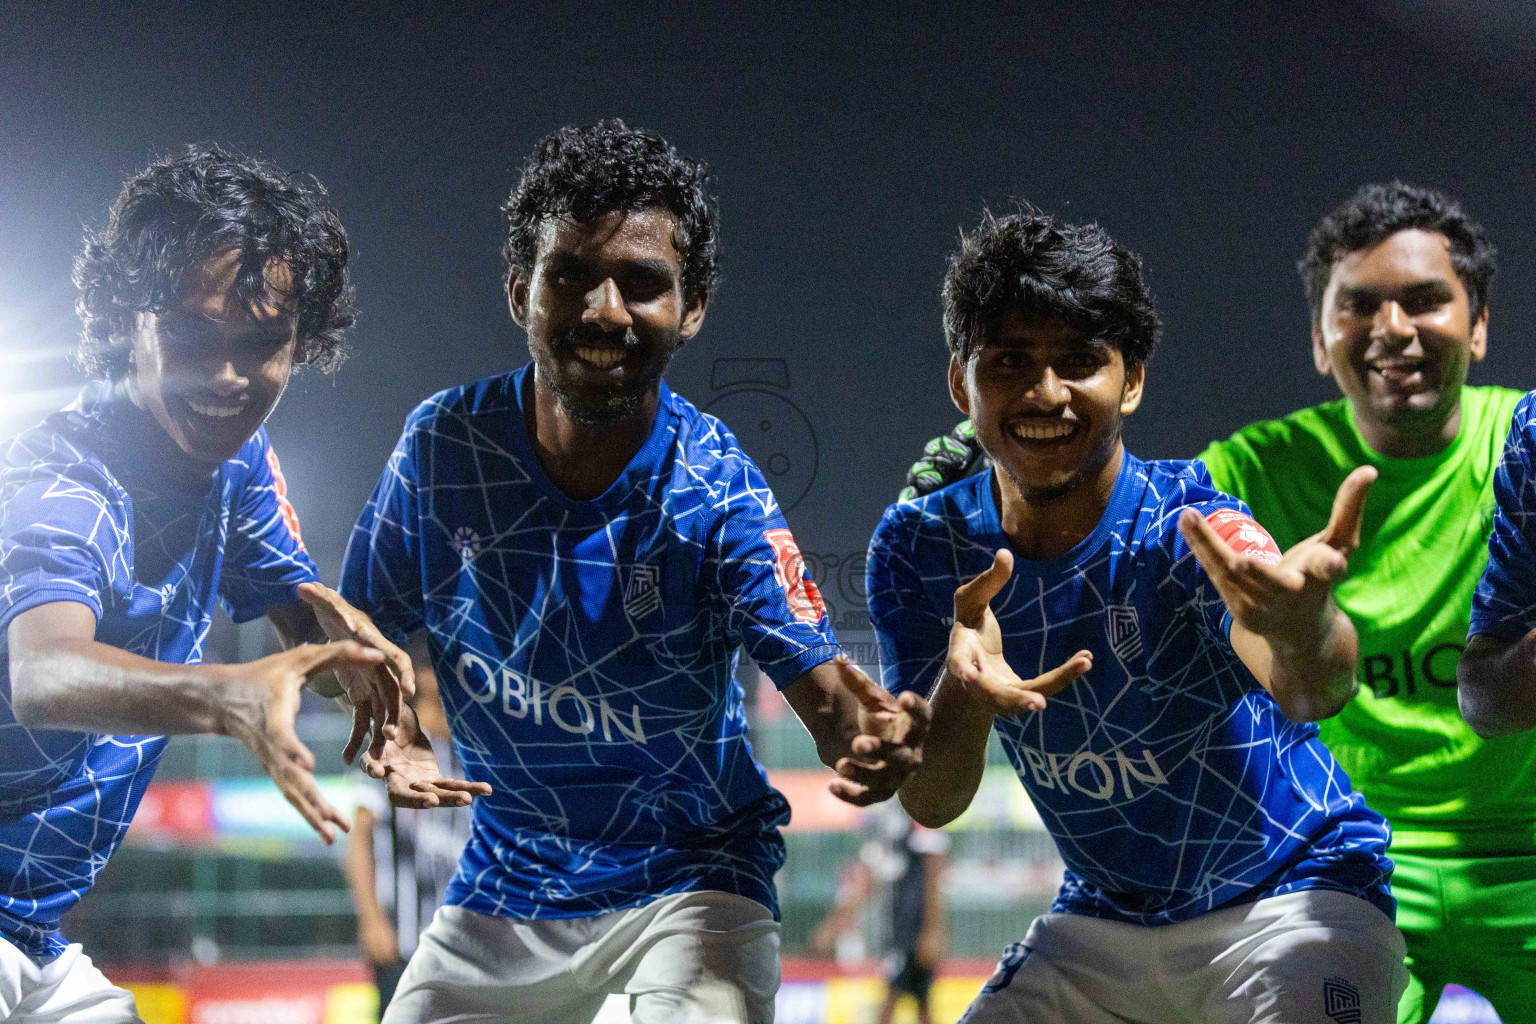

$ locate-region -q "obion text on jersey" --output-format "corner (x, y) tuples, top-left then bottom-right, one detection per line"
(454, 652), (648, 745)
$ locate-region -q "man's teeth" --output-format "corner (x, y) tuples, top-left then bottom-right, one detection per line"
(188, 400), (246, 418)
(1011, 421), (1075, 440)
(576, 347), (625, 368)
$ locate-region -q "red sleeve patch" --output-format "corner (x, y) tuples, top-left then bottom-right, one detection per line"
(764, 528), (827, 625)
(265, 447), (307, 551)
(1203, 508), (1280, 566)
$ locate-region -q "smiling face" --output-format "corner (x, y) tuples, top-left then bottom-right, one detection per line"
(124, 250), (300, 465)
(950, 308), (1144, 504)
(509, 206), (706, 427)
(1314, 228), (1487, 455)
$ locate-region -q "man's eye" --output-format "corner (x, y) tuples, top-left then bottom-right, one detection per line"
(1404, 295), (1444, 316)
(1348, 298), (1379, 317)
(995, 352), (1025, 369)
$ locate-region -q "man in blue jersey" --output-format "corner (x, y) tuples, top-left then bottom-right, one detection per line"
(340, 119), (930, 1024)
(0, 146), (431, 1022)
(870, 208), (1408, 1023)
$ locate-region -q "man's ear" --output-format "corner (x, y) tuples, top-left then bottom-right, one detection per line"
(1120, 360), (1145, 415)
(948, 357), (971, 417)
(507, 272), (530, 328)
(678, 291), (708, 343)
(1470, 305), (1489, 362)
(1311, 322), (1334, 376)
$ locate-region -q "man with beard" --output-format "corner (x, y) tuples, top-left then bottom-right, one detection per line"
(899, 183), (1536, 1020)
(339, 120), (929, 1024)
(871, 208), (1407, 1022)
(0, 145), (424, 1022)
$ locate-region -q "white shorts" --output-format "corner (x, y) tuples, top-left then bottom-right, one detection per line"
(962, 889), (1409, 1024)
(0, 938), (141, 1024)
(382, 890), (781, 1024)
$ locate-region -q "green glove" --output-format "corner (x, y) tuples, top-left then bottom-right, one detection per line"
(898, 420), (987, 501)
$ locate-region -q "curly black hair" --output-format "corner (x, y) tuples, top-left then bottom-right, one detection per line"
(1299, 181), (1495, 327)
(502, 119), (721, 304)
(72, 143), (356, 379)
(942, 206), (1162, 368)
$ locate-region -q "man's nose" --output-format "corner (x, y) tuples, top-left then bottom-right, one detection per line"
(1372, 300), (1416, 342)
(205, 357), (249, 396)
(1023, 366), (1070, 407)
(582, 278), (633, 331)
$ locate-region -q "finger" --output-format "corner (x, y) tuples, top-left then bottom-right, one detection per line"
(388, 771), (440, 809)
(275, 764), (345, 844)
(1029, 650), (1093, 699)
(834, 758), (892, 786)
(897, 691), (931, 745)
(829, 655), (897, 713)
(299, 640), (385, 675)
(1297, 543), (1348, 586)
(850, 734), (881, 759)
(421, 778), (493, 796)
(827, 777), (882, 807)
(342, 702), (371, 766)
(953, 549), (1014, 626)
(1319, 465), (1377, 553)
(1178, 509), (1242, 579)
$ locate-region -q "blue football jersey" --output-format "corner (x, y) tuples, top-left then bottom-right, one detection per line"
(1472, 392), (1536, 642)
(0, 381), (318, 959)
(868, 453), (1393, 926)
(340, 365), (841, 921)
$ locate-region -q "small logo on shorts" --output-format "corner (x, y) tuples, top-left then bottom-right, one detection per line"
(452, 526), (481, 562)
(1106, 604), (1143, 662)
(624, 563), (662, 618)
(1322, 977), (1362, 1024)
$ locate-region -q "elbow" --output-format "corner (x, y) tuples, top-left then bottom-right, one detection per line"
(898, 788), (961, 831)
(1277, 678), (1357, 724)
(1456, 683), (1516, 739)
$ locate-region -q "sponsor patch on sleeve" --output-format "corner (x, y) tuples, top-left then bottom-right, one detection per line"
(1203, 508), (1280, 565)
(764, 528), (827, 625)
(265, 447), (307, 551)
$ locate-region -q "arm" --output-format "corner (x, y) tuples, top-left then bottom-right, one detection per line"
(342, 804), (400, 966)
(7, 600), (382, 841)
(896, 550), (1091, 828)
(1178, 466), (1376, 723)
(1457, 633), (1536, 737)
(782, 656), (930, 807)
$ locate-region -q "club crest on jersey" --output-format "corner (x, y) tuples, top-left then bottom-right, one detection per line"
(1203, 508), (1281, 565)
(624, 563), (662, 619)
(1105, 604), (1143, 663)
(765, 528), (826, 625)
(452, 526), (481, 562)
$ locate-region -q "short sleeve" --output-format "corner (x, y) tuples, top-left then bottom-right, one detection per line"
(866, 505), (950, 699)
(710, 462), (840, 689)
(1158, 467), (1282, 646)
(1471, 394), (1536, 642)
(218, 433), (321, 622)
(339, 422), (427, 645)
(0, 453), (130, 636)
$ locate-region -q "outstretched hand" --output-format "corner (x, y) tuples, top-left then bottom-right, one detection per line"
(359, 703), (492, 810)
(949, 549), (1092, 715)
(224, 640), (387, 843)
(826, 656), (931, 807)
(1178, 466), (1376, 645)
(296, 582), (416, 765)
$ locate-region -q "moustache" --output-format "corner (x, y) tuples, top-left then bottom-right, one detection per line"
(553, 326), (641, 352)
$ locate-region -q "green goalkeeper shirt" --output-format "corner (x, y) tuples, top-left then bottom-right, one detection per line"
(1198, 385), (1536, 856)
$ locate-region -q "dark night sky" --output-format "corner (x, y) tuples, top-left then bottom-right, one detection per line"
(3, 1), (1534, 621)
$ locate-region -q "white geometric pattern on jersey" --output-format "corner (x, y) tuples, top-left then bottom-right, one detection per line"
(342, 369), (838, 920)
(869, 456), (1390, 925)
(0, 383), (317, 959)
(1472, 391), (1536, 641)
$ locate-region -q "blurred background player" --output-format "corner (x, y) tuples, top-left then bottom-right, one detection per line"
(345, 645), (473, 1021)
(340, 119), (930, 1024)
(900, 183), (1534, 1022)
(0, 145), (413, 1023)
(874, 207), (1406, 1022)
(811, 804), (948, 1024)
